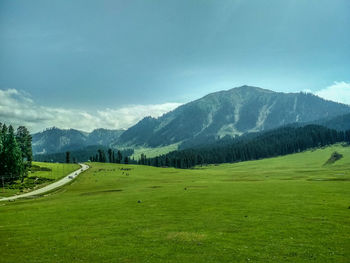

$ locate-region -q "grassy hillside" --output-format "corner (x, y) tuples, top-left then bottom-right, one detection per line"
(1, 145), (349, 262)
(131, 143), (180, 159)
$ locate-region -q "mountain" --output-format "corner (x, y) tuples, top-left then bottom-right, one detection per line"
(116, 86), (350, 148)
(32, 127), (124, 155)
(311, 113), (350, 131)
(86, 128), (124, 146)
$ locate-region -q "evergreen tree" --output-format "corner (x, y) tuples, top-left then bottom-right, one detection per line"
(154, 156), (159, 167)
(140, 153), (147, 165)
(108, 148), (112, 163)
(117, 150), (122, 164)
(0, 123), (4, 177)
(16, 126), (32, 165)
(66, 151), (71, 163)
(124, 156), (129, 164)
(97, 149), (106, 162)
(165, 156), (170, 167)
(346, 130), (350, 143)
(2, 125), (23, 182)
(16, 126), (32, 181)
(112, 150), (115, 163)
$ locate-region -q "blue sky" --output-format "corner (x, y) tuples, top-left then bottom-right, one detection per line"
(1, 0), (350, 132)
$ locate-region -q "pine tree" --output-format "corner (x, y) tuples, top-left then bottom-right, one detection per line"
(16, 126), (32, 181)
(124, 156), (129, 164)
(117, 150), (122, 164)
(0, 123), (4, 177)
(3, 125), (23, 182)
(97, 149), (106, 162)
(66, 151), (71, 163)
(16, 126), (33, 165)
(108, 148), (112, 163)
(165, 156), (170, 167)
(140, 153), (147, 165)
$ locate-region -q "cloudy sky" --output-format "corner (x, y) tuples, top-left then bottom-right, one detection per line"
(1, 0), (350, 132)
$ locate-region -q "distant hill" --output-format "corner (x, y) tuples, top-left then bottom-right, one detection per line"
(32, 127), (124, 155)
(116, 86), (350, 148)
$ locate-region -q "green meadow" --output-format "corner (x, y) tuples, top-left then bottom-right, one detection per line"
(30, 162), (80, 180)
(0, 162), (80, 198)
(131, 143), (180, 159)
(1, 145), (350, 262)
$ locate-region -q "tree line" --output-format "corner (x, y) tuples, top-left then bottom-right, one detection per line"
(140, 125), (350, 169)
(0, 123), (32, 183)
(89, 148), (136, 164)
(34, 146), (134, 163)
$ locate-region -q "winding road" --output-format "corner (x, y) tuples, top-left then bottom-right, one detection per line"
(0, 163), (89, 202)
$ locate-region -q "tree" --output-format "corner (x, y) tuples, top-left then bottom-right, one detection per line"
(16, 126), (33, 181)
(154, 157), (159, 167)
(0, 123), (4, 177)
(66, 151), (71, 163)
(140, 153), (146, 165)
(117, 150), (122, 164)
(165, 157), (170, 167)
(346, 130), (350, 143)
(3, 125), (23, 182)
(0, 124), (8, 174)
(97, 149), (106, 162)
(16, 126), (33, 165)
(108, 148), (112, 163)
(112, 150), (115, 163)
(124, 156), (129, 164)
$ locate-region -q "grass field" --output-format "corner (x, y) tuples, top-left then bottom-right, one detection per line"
(30, 162), (80, 180)
(0, 162), (80, 198)
(131, 143), (180, 159)
(1, 145), (350, 262)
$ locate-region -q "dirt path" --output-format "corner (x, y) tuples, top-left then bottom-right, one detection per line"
(0, 163), (89, 202)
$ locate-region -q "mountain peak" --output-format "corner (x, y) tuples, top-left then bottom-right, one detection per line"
(117, 86), (350, 147)
(229, 85), (275, 94)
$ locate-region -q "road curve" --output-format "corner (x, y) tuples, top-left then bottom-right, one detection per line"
(0, 163), (89, 202)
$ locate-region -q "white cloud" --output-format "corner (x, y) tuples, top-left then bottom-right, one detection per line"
(0, 89), (181, 133)
(315, 81), (350, 105)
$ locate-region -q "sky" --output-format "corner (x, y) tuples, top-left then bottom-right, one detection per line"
(1, 0), (350, 133)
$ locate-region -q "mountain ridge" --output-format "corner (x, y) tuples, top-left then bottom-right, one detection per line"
(115, 86), (350, 147)
(31, 86), (350, 154)
(32, 127), (124, 155)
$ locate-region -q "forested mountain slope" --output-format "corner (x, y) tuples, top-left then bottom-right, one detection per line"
(117, 86), (350, 147)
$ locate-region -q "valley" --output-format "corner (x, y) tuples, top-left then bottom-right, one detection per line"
(1, 145), (349, 262)
(2, 2), (350, 262)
